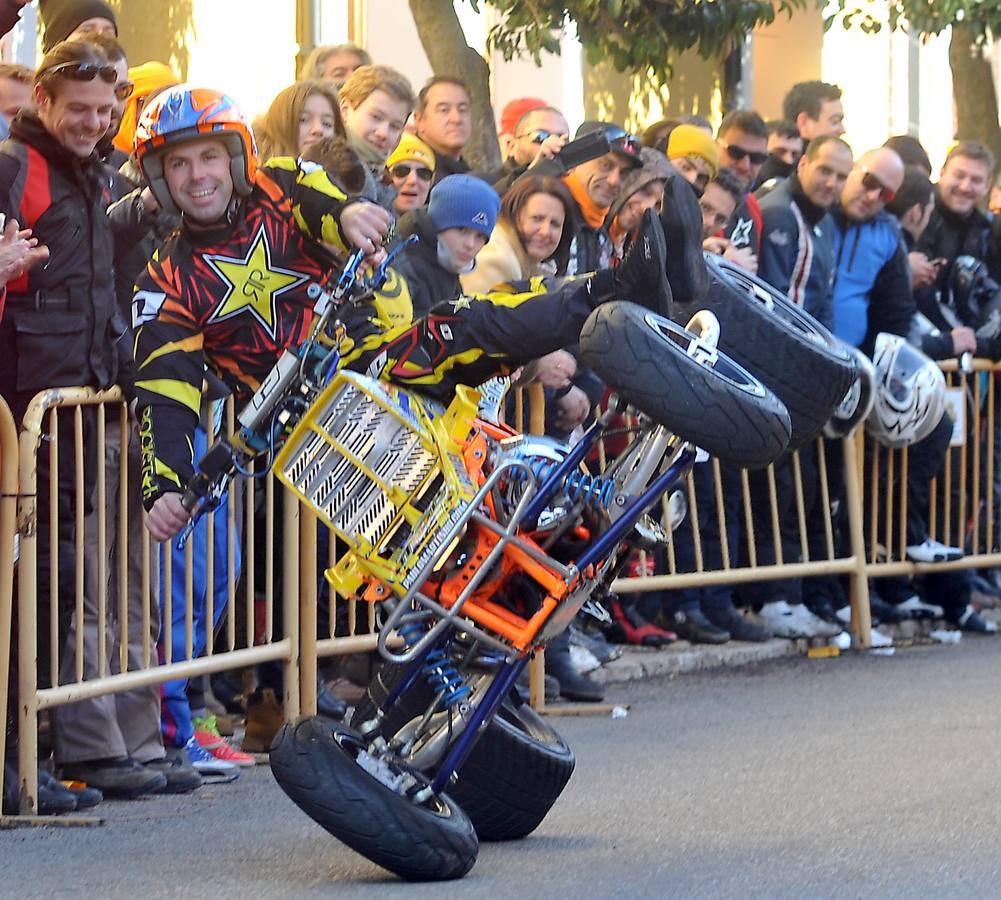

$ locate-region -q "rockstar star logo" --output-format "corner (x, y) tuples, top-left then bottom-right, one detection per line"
(450, 295), (472, 312)
(204, 227), (307, 338)
(729, 218), (753, 249)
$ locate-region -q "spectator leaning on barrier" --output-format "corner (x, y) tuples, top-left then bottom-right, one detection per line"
(606, 146), (674, 262)
(338, 64), (416, 211)
(414, 76), (473, 184)
(747, 136), (854, 641)
(384, 132), (435, 217)
(0, 37), (138, 814)
(301, 42), (371, 88)
(831, 149), (983, 629)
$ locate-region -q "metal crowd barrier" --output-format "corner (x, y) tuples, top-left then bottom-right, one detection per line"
(0, 397), (18, 814)
(862, 359), (1001, 578)
(6, 360), (998, 810)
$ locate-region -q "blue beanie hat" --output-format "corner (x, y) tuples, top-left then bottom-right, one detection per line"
(427, 174), (500, 239)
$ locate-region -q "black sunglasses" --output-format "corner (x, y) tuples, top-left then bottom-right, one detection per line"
(115, 81), (135, 101)
(518, 128), (568, 145)
(42, 62), (118, 85)
(725, 144), (768, 166)
(391, 163), (433, 183)
(860, 167), (896, 203)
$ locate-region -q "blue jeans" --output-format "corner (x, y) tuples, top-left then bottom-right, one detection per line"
(158, 426), (241, 747)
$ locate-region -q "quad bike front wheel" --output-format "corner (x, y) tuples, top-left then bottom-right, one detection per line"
(352, 662), (575, 841)
(580, 301), (792, 468)
(269, 716), (478, 881)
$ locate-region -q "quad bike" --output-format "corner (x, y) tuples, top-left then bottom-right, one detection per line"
(179, 248), (852, 882)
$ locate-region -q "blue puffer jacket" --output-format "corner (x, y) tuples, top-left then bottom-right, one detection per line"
(830, 205), (914, 355)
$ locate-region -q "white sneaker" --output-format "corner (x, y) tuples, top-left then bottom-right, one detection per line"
(894, 594), (944, 619)
(905, 539), (963, 564)
(869, 626), (893, 647)
(759, 601), (841, 639)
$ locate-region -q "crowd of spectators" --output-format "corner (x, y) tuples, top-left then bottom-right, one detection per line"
(2, 0), (1001, 817)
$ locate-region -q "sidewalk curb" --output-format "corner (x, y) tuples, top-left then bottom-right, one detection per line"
(592, 638), (803, 684)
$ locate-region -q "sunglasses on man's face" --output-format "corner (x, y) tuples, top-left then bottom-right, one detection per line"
(725, 144), (768, 166)
(860, 168), (897, 203)
(391, 163), (433, 183)
(42, 62), (118, 85)
(115, 81), (135, 101)
(518, 129), (568, 145)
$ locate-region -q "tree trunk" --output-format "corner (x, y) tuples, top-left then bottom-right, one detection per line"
(949, 23), (1001, 165)
(409, 0), (501, 171)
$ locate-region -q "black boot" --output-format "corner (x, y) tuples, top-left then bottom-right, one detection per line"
(613, 207), (672, 317)
(545, 645), (604, 703)
(660, 175), (709, 308)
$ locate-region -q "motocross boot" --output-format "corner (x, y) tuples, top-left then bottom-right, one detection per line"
(660, 173), (709, 308)
(612, 207), (672, 318)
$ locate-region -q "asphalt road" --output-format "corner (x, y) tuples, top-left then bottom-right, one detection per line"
(5, 639), (1001, 899)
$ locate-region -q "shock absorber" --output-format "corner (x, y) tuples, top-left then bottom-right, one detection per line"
(510, 457), (616, 511)
(421, 647), (471, 710)
(398, 621), (471, 710)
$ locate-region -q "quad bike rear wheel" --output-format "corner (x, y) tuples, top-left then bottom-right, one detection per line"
(694, 255), (857, 449)
(270, 716), (477, 881)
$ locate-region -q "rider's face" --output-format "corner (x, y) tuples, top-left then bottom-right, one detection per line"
(163, 137), (234, 224)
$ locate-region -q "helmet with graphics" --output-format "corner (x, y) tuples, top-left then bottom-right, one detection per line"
(134, 85), (257, 215)
(866, 333), (946, 448)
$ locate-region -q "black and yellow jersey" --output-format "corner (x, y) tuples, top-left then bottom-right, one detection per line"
(133, 158), (612, 509)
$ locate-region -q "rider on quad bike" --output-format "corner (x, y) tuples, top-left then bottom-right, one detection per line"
(130, 84), (708, 542)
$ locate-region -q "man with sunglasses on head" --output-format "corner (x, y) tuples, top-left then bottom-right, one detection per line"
(716, 110), (770, 265)
(0, 38), (161, 813)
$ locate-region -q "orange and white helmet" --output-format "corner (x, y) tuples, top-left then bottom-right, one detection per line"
(134, 85), (257, 214)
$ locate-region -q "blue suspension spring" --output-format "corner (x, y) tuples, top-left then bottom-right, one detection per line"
(398, 621), (471, 710)
(511, 457), (616, 510)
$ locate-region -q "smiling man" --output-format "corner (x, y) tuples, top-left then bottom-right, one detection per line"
(916, 141), (1000, 297)
(0, 38), (144, 813)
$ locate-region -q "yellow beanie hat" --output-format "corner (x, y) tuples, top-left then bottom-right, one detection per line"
(385, 133), (436, 172)
(667, 124), (719, 178)
(114, 61), (181, 154)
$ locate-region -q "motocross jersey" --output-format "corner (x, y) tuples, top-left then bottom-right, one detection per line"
(133, 158), (617, 510)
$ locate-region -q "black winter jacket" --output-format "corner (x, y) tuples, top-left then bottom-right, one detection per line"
(0, 111), (129, 413)
(394, 208), (463, 319)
